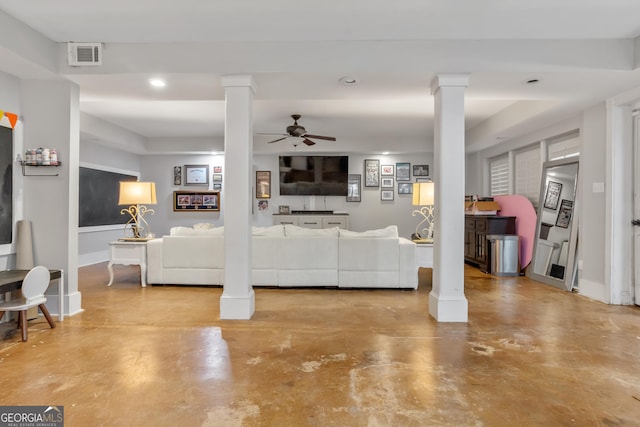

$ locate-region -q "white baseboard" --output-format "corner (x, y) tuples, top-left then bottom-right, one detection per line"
(578, 279), (608, 303)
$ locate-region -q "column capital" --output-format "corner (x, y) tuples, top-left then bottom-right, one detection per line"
(430, 74), (470, 95)
(221, 75), (256, 93)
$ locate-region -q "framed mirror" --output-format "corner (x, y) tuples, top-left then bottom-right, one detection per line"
(527, 158), (579, 290)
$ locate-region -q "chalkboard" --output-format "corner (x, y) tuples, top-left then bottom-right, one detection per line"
(0, 125), (12, 243)
(79, 167), (137, 227)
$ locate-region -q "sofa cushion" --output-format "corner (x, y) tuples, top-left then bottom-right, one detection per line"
(170, 226), (225, 236)
(252, 225), (285, 237)
(284, 224), (339, 237)
(193, 223), (215, 229)
(339, 225), (398, 238)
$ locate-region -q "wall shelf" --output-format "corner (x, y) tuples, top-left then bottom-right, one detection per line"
(19, 161), (62, 176)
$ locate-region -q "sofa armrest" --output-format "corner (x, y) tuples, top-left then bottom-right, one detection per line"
(398, 237), (418, 289)
(146, 238), (164, 284)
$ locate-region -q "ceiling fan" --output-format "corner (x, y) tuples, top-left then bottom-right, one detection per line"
(258, 114), (336, 146)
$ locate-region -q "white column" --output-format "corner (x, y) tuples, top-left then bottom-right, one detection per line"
(21, 79), (81, 317)
(430, 74), (469, 322)
(220, 75), (255, 319)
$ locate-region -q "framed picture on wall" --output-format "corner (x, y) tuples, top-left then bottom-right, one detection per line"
(256, 170), (271, 199)
(398, 182), (412, 194)
(347, 174), (361, 202)
(381, 190), (394, 201)
(364, 159), (380, 187)
(381, 164), (394, 176)
(173, 166), (182, 185)
(544, 181), (562, 210)
(184, 164), (209, 185)
(173, 191), (220, 211)
(396, 162), (411, 181)
(381, 177), (394, 188)
(413, 164), (429, 176)
(555, 199), (573, 228)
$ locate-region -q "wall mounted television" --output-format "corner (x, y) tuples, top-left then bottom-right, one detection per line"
(279, 155), (349, 196)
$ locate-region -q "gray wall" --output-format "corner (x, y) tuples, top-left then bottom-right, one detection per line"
(578, 103), (607, 299)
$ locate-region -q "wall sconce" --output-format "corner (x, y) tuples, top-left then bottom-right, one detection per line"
(118, 181), (157, 239)
(412, 181), (435, 241)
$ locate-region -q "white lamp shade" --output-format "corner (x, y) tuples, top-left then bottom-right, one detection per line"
(118, 181), (157, 205)
(412, 182), (434, 206)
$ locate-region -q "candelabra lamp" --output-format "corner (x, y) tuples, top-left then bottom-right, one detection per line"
(118, 181), (157, 239)
(411, 181), (435, 241)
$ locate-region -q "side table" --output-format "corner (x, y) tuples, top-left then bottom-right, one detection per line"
(414, 240), (434, 270)
(108, 240), (149, 287)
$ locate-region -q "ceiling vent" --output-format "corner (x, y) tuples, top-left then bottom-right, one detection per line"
(67, 42), (102, 66)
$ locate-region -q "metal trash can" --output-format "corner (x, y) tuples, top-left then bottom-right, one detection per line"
(486, 234), (520, 276)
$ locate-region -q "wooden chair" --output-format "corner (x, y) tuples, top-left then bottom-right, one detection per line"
(0, 266), (56, 341)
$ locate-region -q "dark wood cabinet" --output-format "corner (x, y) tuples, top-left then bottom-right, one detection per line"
(464, 215), (516, 273)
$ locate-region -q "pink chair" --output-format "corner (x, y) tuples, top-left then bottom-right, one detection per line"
(0, 266), (56, 341)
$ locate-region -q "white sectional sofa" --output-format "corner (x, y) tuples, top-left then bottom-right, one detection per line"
(146, 224), (417, 289)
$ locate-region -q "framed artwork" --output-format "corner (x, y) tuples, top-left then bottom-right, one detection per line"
(213, 166), (222, 174)
(213, 183), (222, 191)
(555, 199), (573, 228)
(173, 191), (220, 211)
(413, 164), (429, 177)
(544, 181), (563, 210)
(364, 159), (380, 187)
(256, 171), (271, 199)
(258, 200), (269, 211)
(381, 190), (394, 201)
(212, 174), (223, 182)
(381, 164), (394, 176)
(415, 177), (431, 182)
(396, 162), (411, 181)
(279, 205), (290, 214)
(347, 174), (361, 202)
(184, 164), (209, 185)
(173, 166), (182, 185)
(398, 182), (412, 194)
(381, 177), (394, 188)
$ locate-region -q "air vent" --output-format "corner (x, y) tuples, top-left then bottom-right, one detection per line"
(67, 42), (102, 66)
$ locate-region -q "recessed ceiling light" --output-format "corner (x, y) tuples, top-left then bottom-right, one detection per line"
(339, 76), (358, 86)
(149, 78), (166, 88)
(382, 151), (390, 155)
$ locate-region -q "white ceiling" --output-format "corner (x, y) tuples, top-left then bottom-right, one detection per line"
(1, 1), (640, 155)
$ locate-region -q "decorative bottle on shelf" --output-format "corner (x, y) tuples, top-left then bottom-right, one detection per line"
(49, 149), (58, 165)
(42, 148), (50, 165)
(35, 147), (43, 165)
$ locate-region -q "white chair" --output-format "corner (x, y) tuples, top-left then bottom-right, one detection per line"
(0, 265), (56, 342)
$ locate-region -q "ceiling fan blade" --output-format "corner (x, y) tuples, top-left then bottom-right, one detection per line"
(267, 137), (288, 144)
(257, 132), (288, 136)
(302, 138), (316, 146)
(304, 134), (336, 141)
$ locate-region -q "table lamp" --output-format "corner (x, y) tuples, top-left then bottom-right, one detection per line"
(412, 181), (435, 241)
(118, 181), (157, 239)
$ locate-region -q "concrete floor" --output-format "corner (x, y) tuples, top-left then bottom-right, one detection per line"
(1, 263), (639, 426)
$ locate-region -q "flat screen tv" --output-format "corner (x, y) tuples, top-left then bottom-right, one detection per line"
(279, 155), (348, 196)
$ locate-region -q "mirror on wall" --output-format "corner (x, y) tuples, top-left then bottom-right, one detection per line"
(527, 158), (579, 290)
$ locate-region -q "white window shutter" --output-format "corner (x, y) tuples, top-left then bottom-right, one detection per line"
(490, 156), (509, 196)
(515, 147), (541, 205)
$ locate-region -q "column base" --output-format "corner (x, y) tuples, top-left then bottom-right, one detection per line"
(429, 292), (468, 322)
(220, 290), (255, 320)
